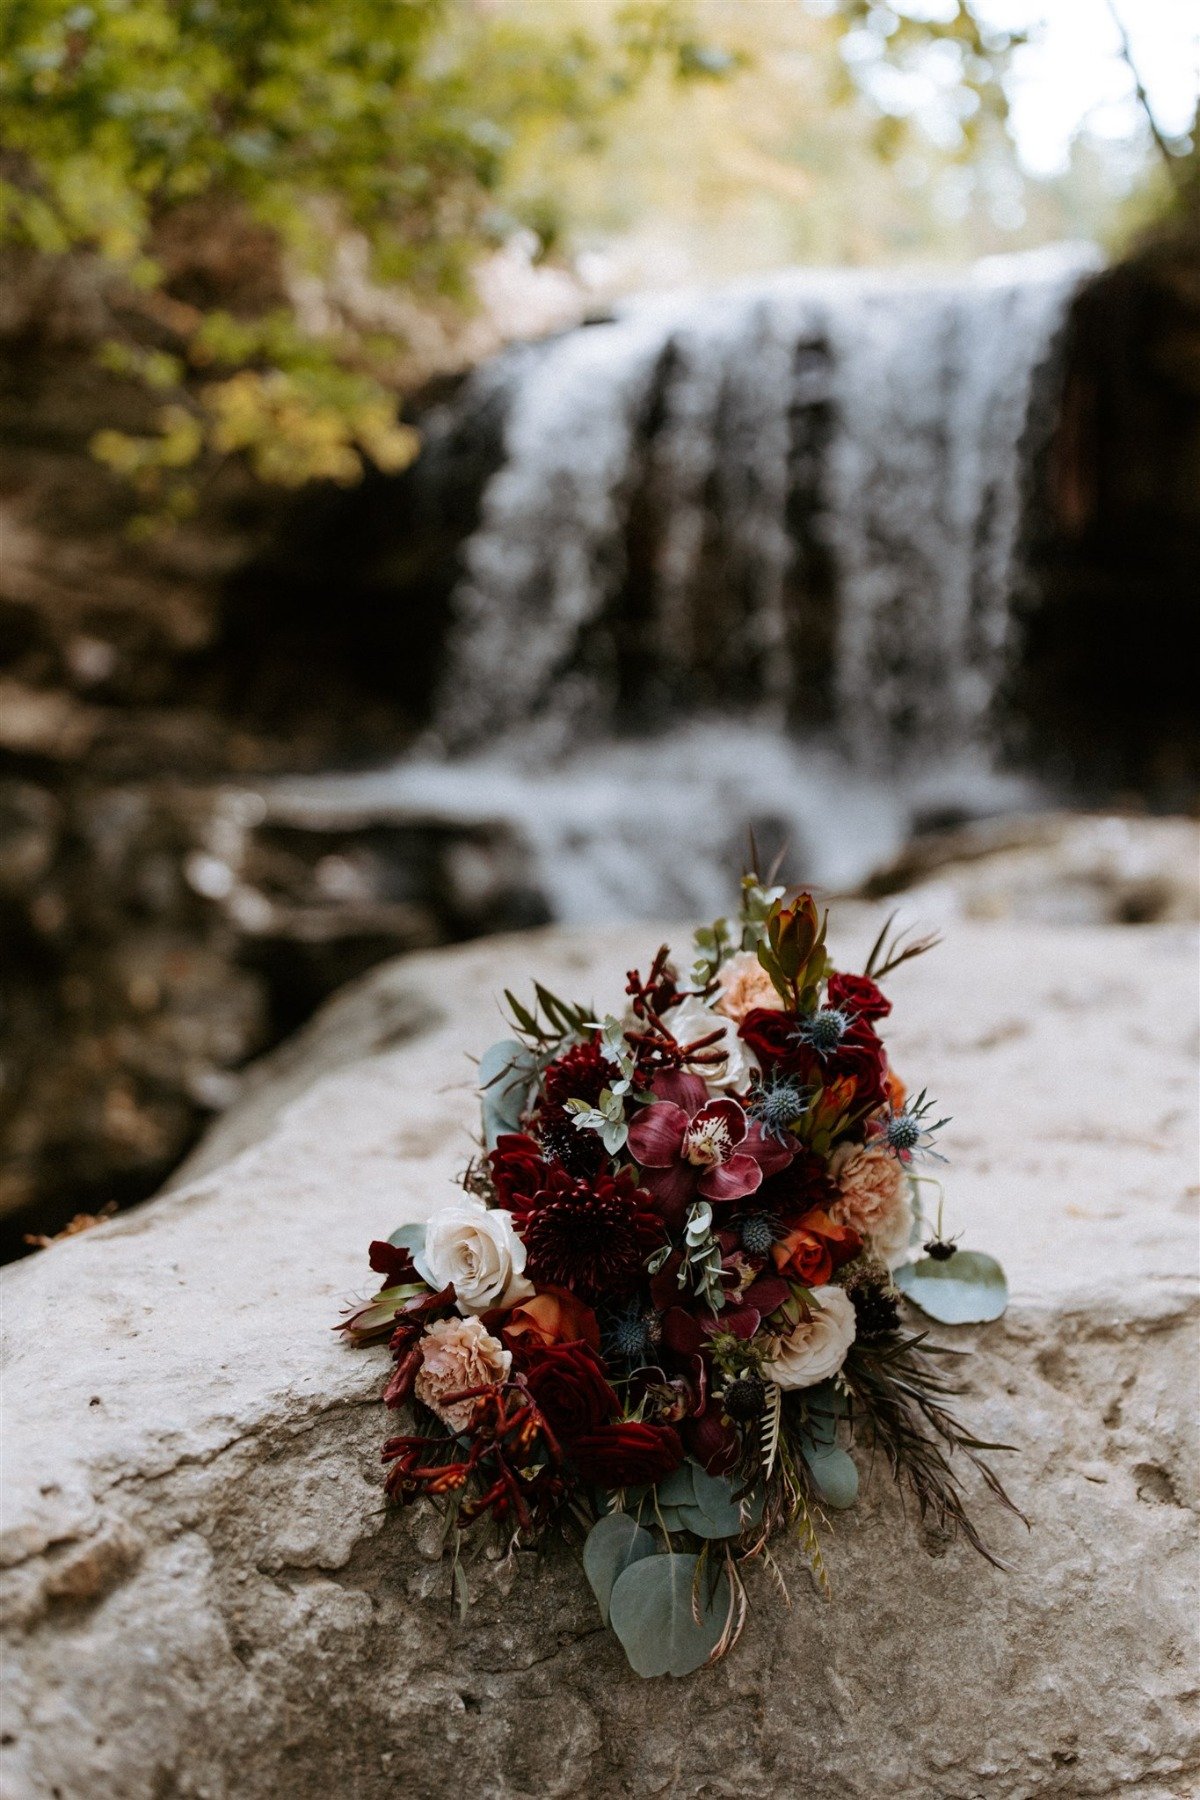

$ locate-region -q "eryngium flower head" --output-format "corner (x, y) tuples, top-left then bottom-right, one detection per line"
(515, 1166), (664, 1303)
(844, 1261), (902, 1339)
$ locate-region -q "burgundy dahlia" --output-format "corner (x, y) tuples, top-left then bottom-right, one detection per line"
(539, 1038), (618, 1112)
(515, 1166), (664, 1303)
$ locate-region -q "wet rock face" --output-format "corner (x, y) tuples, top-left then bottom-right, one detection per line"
(0, 776), (546, 1246)
(2, 919), (1197, 1800)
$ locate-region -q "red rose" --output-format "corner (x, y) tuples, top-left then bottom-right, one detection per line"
(755, 1147), (836, 1222)
(519, 1341), (619, 1440)
(571, 1421), (684, 1487)
(738, 1009), (887, 1115)
(489, 1133), (547, 1209)
(827, 972), (892, 1022)
(771, 1209), (862, 1287)
(738, 1008), (802, 1071)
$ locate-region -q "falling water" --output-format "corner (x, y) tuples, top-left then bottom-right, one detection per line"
(282, 248), (1100, 921)
(434, 246), (1096, 762)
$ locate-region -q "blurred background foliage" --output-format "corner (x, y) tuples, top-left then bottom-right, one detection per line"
(1, 0), (1192, 522)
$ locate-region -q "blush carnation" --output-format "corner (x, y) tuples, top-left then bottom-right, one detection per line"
(829, 1143), (915, 1270)
(414, 1316), (511, 1432)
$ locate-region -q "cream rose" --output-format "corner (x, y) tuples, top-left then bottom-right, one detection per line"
(829, 1144), (914, 1270)
(713, 950), (785, 1026)
(764, 1285), (857, 1390)
(416, 1198), (533, 1315)
(414, 1316), (511, 1432)
(660, 992), (759, 1094)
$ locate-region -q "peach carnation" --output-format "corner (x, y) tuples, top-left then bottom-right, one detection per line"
(414, 1316), (511, 1432)
(713, 950), (785, 1026)
(829, 1144), (914, 1270)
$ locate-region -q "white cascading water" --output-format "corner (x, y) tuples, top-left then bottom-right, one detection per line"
(275, 247), (1099, 920)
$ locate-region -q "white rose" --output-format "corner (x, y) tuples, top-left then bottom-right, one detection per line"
(660, 993), (759, 1094)
(415, 1198), (533, 1316)
(764, 1285), (857, 1390)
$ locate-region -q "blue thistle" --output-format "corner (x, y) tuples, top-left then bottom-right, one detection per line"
(603, 1305), (661, 1364)
(747, 1071), (809, 1140)
(794, 1006), (852, 1055)
(880, 1088), (950, 1163)
(740, 1214), (777, 1258)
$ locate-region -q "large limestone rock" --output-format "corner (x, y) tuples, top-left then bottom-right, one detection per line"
(2, 916), (1197, 1800)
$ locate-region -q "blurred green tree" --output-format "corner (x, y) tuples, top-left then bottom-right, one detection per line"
(0, 0), (722, 517)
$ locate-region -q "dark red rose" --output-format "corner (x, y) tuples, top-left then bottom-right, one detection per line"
(489, 1133), (548, 1209)
(827, 971), (892, 1022)
(520, 1340), (619, 1440)
(571, 1420), (684, 1487)
(738, 1008), (803, 1072)
(738, 1009), (887, 1115)
(821, 1018), (888, 1113)
(755, 1146), (837, 1223)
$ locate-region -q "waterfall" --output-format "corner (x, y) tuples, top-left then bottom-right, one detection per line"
(433, 245), (1097, 764)
(275, 248), (1100, 922)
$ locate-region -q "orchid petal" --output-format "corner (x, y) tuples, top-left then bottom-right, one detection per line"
(691, 1096), (747, 1146)
(626, 1102), (689, 1168)
(698, 1155), (762, 1203)
(651, 1069), (709, 1115)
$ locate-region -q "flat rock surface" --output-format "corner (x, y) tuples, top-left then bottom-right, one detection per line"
(2, 916), (1198, 1800)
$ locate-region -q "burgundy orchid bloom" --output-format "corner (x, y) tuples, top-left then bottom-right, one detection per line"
(627, 1071), (793, 1228)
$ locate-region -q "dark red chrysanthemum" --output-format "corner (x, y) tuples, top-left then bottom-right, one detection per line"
(515, 1166), (664, 1303)
(539, 1039), (618, 1112)
(533, 1040), (619, 1177)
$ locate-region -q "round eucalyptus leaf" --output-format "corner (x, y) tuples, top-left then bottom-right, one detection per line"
(478, 1038), (538, 1150)
(686, 1466), (765, 1537)
(652, 1464), (698, 1509)
(800, 1441), (859, 1510)
(386, 1222), (426, 1259)
(583, 1512), (656, 1626)
(894, 1250), (1008, 1323)
(608, 1552), (731, 1678)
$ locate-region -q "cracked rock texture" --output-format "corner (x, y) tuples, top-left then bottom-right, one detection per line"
(2, 916), (1197, 1800)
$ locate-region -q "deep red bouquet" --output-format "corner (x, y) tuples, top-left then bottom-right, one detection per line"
(339, 874), (1016, 1676)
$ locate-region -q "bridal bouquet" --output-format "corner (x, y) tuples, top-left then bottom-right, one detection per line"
(338, 876), (1016, 1677)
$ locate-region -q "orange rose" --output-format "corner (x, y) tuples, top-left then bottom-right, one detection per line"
(500, 1288), (601, 1353)
(771, 1209), (862, 1287)
(885, 1067), (907, 1111)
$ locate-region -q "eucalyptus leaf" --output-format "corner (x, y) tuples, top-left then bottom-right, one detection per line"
(478, 1038), (538, 1150)
(800, 1441), (859, 1509)
(608, 1552), (732, 1678)
(583, 1512), (656, 1626)
(651, 1464), (697, 1509)
(687, 1466), (765, 1537)
(386, 1222), (426, 1259)
(894, 1249), (1008, 1323)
